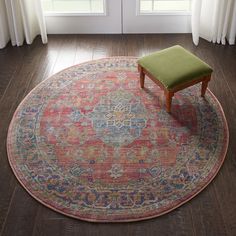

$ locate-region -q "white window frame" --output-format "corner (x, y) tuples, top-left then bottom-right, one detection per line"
(42, 0), (107, 16)
(136, 0), (192, 16)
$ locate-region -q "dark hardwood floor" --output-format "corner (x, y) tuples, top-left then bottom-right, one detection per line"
(0, 34), (236, 236)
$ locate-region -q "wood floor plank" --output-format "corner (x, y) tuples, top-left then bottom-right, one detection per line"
(26, 36), (63, 91)
(0, 37), (51, 235)
(0, 46), (25, 100)
(73, 35), (95, 64)
(190, 182), (228, 236)
(124, 34), (146, 57)
(0, 186), (38, 236)
(194, 40), (236, 236)
(32, 207), (192, 236)
(51, 35), (77, 75)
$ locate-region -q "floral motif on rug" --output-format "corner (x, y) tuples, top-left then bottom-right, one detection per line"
(7, 58), (229, 222)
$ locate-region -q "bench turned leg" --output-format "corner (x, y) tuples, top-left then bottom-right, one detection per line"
(165, 91), (174, 113)
(138, 65), (145, 88)
(201, 76), (211, 97)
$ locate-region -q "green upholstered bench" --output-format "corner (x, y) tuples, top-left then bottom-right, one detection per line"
(137, 45), (213, 113)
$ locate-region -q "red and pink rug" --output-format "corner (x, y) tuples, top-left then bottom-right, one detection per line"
(7, 58), (228, 222)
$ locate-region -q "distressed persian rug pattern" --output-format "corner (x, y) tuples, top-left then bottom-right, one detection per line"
(7, 58), (228, 222)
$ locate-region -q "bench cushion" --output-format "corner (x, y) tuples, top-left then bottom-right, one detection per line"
(138, 45), (213, 89)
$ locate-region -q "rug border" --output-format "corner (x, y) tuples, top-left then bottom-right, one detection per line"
(6, 57), (229, 223)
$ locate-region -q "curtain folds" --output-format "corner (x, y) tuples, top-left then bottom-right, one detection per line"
(191, 0), (236, 46)
(0, 0), (47, 49)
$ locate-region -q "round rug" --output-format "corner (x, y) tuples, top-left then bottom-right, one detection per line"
(7, 57), (228, 222)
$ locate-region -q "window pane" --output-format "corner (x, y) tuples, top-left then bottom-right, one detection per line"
(140, 0), (153, 12)
(140, 0), (191, 13)
(42, 0), (105, 13)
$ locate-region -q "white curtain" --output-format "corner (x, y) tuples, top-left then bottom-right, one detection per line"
(0, 0), (47, 49)
(192, 0), (236, 45)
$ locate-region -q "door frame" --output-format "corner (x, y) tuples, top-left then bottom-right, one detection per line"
(44, 0), (122, 34)
(123, 0), (192, 33)
(43, 0), (192, 34)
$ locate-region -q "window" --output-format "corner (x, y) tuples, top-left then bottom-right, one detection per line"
(42, 0), (105, 14)
(139, 0), (191, 14)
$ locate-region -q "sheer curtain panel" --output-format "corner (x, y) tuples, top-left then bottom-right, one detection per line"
(0, 0), (47, 49)
(192, 0), (236, 45)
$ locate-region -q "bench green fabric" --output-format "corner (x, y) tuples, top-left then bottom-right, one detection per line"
(138, 45), (213, 89)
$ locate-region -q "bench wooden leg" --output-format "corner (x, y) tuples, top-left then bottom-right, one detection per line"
(138, 65), (145, 88)
(201, 76), (211, 97)
(165, 91), (174, 113)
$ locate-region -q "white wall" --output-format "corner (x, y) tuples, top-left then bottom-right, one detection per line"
(44, 0), (192, 34)
(45, 0), (122, 34)
(45, 15), (191, 34)
(123, 15), (191, 34)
